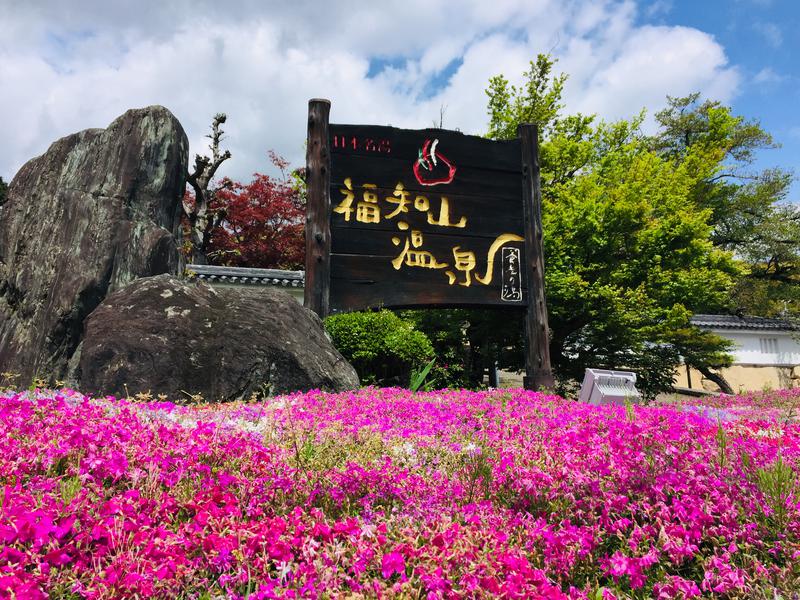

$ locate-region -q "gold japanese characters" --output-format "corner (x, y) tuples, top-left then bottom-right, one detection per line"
(334, 177), (522, 288)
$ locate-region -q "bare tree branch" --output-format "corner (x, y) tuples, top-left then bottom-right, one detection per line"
(183, 113), (232, 264)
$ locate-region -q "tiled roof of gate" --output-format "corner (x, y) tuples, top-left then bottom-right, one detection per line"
(690, 314), (798, 331)
(186, 264), (305, 288)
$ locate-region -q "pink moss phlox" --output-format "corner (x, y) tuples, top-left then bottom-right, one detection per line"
(0, 386), (798, 597)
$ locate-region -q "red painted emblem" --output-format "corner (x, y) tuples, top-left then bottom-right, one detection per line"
(413, 138), (456, 186)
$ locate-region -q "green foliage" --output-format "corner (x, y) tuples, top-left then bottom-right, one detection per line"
(0, 176), (7, 206)
(756, 454), (796, 537)
(402, 309), (474, 388)
(409, 358), (436, 392)
(457, 442), (494, 505)
(733, 275), (800, 319)
(650, 92), (775, 166)
(403, 308), (522, 389)
(730, 201), (800, 317)
(543, 119), (739, 397)
(622, 397), (633, 423)
(325, 310), (434, 386)
(60, 475), (82, 505)
(715, 420), (728, 469)
(486, 55), (742, 398)
(649, 93), (799, 317)
(486, 54), (567, 141)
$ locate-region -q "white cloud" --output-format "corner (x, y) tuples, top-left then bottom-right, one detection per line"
(753, 67), (786, 85)
(645, 0), (673, 19)
(566, 25), (739, 126)
(753, 22), (783, 48)
(0, 0), (741, 183)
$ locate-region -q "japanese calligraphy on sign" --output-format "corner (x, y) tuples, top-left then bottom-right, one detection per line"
(327, 124), (527, 312)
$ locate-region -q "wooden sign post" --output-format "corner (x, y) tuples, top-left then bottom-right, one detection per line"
(304, 99), (331, 318)
(519, 124), (555, 390)
(304, 99), (554, 390)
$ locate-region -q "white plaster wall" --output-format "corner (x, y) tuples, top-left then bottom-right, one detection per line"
(710, 329), (800, 366)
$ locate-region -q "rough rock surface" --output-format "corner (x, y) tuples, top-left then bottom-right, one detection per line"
(0, 107), (188, 382)
(79, 274), (359, 400)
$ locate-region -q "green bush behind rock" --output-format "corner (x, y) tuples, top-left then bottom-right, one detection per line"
(325, 310), (433, 387)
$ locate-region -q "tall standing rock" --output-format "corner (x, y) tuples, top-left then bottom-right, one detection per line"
(0, 106), (188, 383)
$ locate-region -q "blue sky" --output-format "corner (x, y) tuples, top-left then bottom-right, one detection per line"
(0, 0), (797, 200)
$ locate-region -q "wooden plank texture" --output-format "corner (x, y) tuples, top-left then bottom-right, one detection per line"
(330, 124), (521, 172)
(331, 227), (522, 259)
(330, 254), (527, 312)
(304, 99), (332, 317)
(331, 155), (521, 202)
(328, 185), (523, 237)
(519, 124), (554, 390)
(326, 121), (529, 313)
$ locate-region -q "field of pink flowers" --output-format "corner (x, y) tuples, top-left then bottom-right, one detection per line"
(1, 386), (799, 599)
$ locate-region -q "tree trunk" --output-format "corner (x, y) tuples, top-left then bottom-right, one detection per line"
(697, 365), (734, 395)
(185, 113), (231, 265)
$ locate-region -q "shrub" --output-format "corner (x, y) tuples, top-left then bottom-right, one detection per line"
(402, 309), (473, 389)
(325, 310), (434, 386)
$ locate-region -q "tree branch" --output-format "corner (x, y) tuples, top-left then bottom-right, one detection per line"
(183, 113), (233, 264)
(696, 365), (734, 395)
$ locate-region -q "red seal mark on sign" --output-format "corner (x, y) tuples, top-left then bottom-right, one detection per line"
(413, 138), (456, 186)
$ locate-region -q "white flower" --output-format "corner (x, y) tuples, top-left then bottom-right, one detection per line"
(463, 442), (481, 456)
(754, 428), (783, 439)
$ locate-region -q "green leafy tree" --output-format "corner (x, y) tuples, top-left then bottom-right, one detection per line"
(0, 177), (8, 206)
(486, 54), (566, 141)
(401, 309), (470, 388)
(484, 55), (740, 397)
(543, 119), (738, 396)
(649, 94), (798, 317)
(729, 204), (800, 317)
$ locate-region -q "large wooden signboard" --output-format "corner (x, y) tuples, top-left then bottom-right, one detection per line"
(305, 99), (554, 389)
(329, 124), (525, 310)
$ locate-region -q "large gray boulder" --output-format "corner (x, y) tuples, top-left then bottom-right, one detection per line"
(0, 107), (188, 382)
(79, 274), (359, 400)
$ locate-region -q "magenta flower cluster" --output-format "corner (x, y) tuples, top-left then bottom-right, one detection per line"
(0, 386), (798, 598)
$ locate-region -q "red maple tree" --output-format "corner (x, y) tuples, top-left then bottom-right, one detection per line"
(185, 152), (306, 270)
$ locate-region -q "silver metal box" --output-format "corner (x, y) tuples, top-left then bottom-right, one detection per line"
(578, 368), (641, 405)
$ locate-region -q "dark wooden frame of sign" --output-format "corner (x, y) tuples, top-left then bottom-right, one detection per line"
(304, 99), (332, 317)
(304, 98), (554, 390)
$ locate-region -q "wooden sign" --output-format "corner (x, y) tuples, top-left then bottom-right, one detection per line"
(305, 99), (554, 389)
(328, 124), (525, 311)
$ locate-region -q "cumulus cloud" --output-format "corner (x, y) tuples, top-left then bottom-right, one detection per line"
(0, 0), (740, 182)
(565, 24), (739, 125)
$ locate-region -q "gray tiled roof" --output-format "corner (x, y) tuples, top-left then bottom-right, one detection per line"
(690, 313), (798, 331)
(186, 264), (305, 288)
